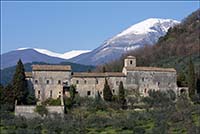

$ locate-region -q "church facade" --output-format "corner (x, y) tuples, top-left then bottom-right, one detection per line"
(26, 56), (177, 103)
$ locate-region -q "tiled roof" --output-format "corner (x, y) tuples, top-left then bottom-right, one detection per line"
(32, 65), (71, 71)
(125, 67), (176, 72)
(25, 72), (32, 78)
(72, 72), (125, 77)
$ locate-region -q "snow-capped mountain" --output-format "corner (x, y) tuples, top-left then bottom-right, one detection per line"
(1, 48), (90, 69)
(70, 18), (180, 65)
(17, 48), (90, 59)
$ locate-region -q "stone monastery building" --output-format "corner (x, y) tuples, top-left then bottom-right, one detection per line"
(25, 56), (177, 102)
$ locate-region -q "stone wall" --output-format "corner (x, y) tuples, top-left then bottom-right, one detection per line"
(15, 105), (64, 118)
(71, 76), (126, 98)
(32, 71), (71, 102)
(126, 71), (177, 96)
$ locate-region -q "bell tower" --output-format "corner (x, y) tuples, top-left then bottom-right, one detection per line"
(124, 56), (136, 68)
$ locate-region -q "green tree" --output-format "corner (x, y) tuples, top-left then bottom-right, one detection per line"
(1, 84), (15, 111)
(118, 81), (126, 108)
(102, 66), (106, 73)
(188, 57), (196, 99)
(103, 79), (112, 101)
(69, 85), (76, 101)
(177, 71), (186, 87)
(196, 77), (200, 96)
(35, 105), (48, 117)
(12, 59), (28, 104)
(0, 84), (4, 103)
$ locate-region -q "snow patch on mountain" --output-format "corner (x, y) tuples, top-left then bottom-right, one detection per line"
(116, 18), (180, 37)
(17, 48), (90, 59)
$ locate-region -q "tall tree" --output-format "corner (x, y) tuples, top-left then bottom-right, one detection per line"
(196, 77), (200, 96)
(12, 59), (28, 104)
(102, 66), (106, 73)
(118, 81), (126, 108)
(188, 57), (196, 99)
(177, 71), (186, 87)
(69, 85), (76, 101)
(0, 84), (4, 104)
(3, 84), (15, 105)
(103, 79), (112, 101)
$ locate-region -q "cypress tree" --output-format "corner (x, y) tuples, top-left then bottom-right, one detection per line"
(188, 57), (196, 99)
(0, 84), (4, 104)
(177, 71), (186, 87)
(102, 66), (106, 73)
(118, 81), (126, 107)
(12, 59), (28, 104)
(103, 79), (112, 101)
(69, 85), (76, 101)
(196, 77), (200, 96)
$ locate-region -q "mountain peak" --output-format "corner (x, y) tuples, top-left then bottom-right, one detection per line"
(71, 18), (180, 65)
(116, 18), (180, 37)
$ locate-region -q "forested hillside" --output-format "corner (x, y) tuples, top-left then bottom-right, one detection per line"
(98, 9), (200, 77)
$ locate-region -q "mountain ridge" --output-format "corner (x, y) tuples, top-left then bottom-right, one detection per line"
(1, 48), (90, 69)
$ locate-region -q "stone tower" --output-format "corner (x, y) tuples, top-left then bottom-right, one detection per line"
(124, 56), (136, 68)
(122, 56), (136, 75)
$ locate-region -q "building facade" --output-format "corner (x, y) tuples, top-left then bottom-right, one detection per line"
(26, 56), (178, 102)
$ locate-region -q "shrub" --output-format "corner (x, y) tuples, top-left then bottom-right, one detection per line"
(42, 98), (61, 106)
(35, 105), (48, 116)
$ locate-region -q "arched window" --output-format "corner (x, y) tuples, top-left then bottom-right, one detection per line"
(35, 80), (38, 84)
(130, 60), (133, 64)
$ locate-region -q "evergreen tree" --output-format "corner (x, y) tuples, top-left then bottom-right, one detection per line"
(0, 84), (4, 104)
(103, 79), (112, 101)
(188, 57), (196, 99)
(118, 81), (126, 108)
(102, 66), (106, 73)
(177, 71), (186, 87)
(69, 85), (76, 101)
(196, 77), (200, 96)
(12, 59), (28, 104)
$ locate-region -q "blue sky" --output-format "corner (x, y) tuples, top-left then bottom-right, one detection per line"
(1, 1), (199, 54)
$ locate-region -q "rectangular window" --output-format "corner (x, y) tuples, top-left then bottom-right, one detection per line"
(87, 91), (91, 96)
(96, 80), (98, 84)
(38, 90), (40, 98)
(84, 80), (87, 84)
(50, 90), (52, 98)
(46, 80), (49, 84)
(76, 80), (79, 84)
(58, 80), (61, 84)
